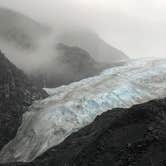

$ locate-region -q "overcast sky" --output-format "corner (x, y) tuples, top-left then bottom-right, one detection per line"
(1, 0), (166, 58)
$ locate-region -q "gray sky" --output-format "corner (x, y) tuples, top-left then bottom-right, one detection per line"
(1, 0), (166, 58)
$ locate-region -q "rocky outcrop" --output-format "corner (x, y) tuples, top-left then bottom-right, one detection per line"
(0, 50), (47, 150)
(1, 98), (166, 166)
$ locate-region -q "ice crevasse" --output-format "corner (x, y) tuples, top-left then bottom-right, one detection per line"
(0, 58), (166, 163)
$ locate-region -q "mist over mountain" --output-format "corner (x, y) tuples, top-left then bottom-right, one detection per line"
(0, 7), (53, 73)
(0, 7), (49, 50)
(0, 7), (128, 88)
(57, 29), (128, 63)
(31, 43), (114, 87)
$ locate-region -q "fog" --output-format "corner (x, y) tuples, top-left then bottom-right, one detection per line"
(1, 0), (166, 58)
(0, 34), (58, 73)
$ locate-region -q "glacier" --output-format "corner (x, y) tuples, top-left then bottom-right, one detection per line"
(0, 58), (166, 163)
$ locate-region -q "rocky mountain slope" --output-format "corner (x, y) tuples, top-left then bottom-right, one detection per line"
(0, 58), (165, 163)
(1, 98), (166, 166)
(57, 29), (128, 63)
(0, 50), (47, 150)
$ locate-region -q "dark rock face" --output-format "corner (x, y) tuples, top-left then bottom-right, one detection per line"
(0, 51), (47, 150)
(2, 98), (166, 166)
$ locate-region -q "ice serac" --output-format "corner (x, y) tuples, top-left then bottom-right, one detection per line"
(0, 58), (166, 163)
